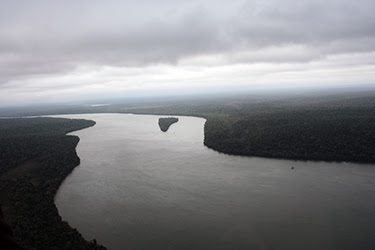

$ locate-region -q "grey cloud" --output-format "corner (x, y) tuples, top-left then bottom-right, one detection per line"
(231, 0), (375, 47)
(1, 0), (375, 85)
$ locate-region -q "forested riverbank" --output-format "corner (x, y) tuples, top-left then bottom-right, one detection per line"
(1, 91), (375, 164)
(0, 117), (105, 249)
(51, 113), (375, 250)
(203, 106), (375, 163)
(0, 91), (374, 248)
(126, 92), (375, 163)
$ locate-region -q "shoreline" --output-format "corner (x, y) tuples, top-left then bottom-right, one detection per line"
(0, 117), (105, 249)
(49, 112), (375, 164)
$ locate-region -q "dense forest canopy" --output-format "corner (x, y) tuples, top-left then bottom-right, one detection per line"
(158, 117), (179, 132)
(0, 91), (375, 164)
(127, 92), (375, 163)
(0, 117), (105, 249)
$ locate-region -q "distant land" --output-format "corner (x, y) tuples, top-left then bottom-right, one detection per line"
(1, 90), (374, 163)
(1, 90), (375, 248)
(158, 117), (179, 132)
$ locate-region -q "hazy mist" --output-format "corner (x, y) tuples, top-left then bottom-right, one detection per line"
(1, 0), (375, 106)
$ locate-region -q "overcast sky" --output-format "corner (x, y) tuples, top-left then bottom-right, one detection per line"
(1, 0), (375, 106)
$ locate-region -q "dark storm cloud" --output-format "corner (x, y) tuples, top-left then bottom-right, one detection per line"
(1, 0), (375, 85)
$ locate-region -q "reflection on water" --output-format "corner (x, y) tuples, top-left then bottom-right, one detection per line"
(54, 114), (375, 250)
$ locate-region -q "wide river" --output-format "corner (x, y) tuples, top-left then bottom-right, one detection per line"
(54, 113), (375, 250)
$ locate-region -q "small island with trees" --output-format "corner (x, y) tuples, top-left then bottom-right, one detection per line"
(158, 117), (179, 132)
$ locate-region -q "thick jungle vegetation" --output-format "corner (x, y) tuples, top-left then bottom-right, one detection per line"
(0, 117), (105, 249)
(121, 91), (375, 163)
(0, 90), (374, 164)
(158, 117), (179, 132)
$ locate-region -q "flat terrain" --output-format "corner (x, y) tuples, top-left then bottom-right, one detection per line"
(1, 90), (374, 163)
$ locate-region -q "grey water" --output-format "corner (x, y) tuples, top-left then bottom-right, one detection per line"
(54, 113), (375, 250)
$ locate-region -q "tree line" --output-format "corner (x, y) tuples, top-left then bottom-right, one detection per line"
(0, 117), (105, 249)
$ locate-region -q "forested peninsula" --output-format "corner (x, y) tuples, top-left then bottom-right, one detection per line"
(203, 107), (375, 162)
(120, 92), (375, 163)
(158, 117), (178, 132)
(1, 91), (374, 164)
(0, 117), (105, 249)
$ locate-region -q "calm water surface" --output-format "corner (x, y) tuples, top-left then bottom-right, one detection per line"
(54, 113), (375, 250)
